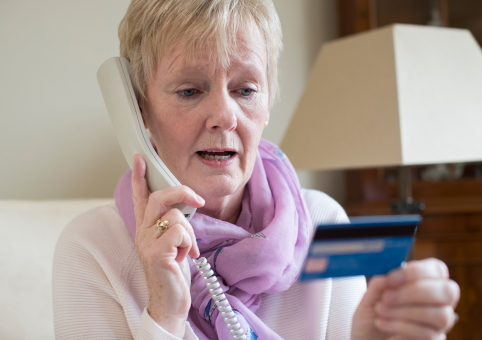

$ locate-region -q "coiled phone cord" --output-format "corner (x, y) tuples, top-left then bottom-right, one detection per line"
(192, 257), (247, 340)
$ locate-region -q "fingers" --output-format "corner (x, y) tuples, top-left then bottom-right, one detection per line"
(156, 208), (200, 259)
(132, 154), (203, 260)
(387, 258), (449, 287)
(132, 154), (150, 226)
(375, 318), (447, 340)
(138, 209), (198, 265)
(372, 259), (460, 339)
(375, 303), (457, 333)
(131, 154), (205, 230)
(158, 223), (193, 263)
(143, 185), (204, 228)
(353, 259), (460, 340)
(382, 279), (460, 307)
(358, 276), (388, 309)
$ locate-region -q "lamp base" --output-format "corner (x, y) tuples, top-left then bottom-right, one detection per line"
(390, 198), (425, 215)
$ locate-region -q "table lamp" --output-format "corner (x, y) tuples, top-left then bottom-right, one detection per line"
(280, 24), (482, 214)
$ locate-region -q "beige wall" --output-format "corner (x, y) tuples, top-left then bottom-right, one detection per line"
(0, 0), (131, 199)
(267, 0), (345, 203)
(0, 0), (344, 202)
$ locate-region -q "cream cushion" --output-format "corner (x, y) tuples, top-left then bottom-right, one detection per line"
(0, 199), (113, 340)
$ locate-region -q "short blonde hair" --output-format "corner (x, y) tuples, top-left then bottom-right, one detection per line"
(118, 0), (282, 106)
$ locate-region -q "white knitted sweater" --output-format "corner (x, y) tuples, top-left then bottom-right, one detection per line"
(53, 189), (366, 339)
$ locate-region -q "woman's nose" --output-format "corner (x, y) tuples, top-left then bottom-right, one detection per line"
(205, 91), (237, 132)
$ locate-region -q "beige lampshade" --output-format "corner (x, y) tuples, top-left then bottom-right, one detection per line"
(280, 24), (482, 170)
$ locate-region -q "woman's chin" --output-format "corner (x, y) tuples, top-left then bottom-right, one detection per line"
(189, 175), (245, 201)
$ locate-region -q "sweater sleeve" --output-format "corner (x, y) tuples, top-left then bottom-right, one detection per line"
(138, 309), (199, 340)
(52, 205), (197, 340)
(323, 200), (367, 340)
(326, 276), (366, 339)
(301, 189), (368, 340)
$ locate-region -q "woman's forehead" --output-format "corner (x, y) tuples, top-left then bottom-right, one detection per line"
(158, 30), (267, 77)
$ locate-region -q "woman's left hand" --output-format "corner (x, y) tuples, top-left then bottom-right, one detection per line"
(351, 258), (460, 340)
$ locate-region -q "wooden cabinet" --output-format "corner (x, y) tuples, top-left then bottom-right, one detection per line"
(338, 1), (482, 338)
(344, 169), (482, 338)
(338, 0), (482, 45)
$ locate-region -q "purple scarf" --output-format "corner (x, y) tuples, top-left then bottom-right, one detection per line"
(115, 139), (312, 339)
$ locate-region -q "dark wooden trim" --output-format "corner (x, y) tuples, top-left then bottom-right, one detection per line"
(338, 0), (372, 37)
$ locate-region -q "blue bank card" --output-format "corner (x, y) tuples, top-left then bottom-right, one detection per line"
(299, 215), (421, 280)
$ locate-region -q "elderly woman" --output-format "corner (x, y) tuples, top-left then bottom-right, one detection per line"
(53, 0), (460, 339)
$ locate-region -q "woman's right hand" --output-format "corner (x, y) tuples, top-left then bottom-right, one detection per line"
(131, 154), (205, 338)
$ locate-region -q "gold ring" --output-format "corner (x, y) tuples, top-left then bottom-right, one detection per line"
(156, 219), (170, 234)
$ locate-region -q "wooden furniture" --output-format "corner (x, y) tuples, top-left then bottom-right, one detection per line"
(338, 0), (482, 46)
(338, 1), (482, 338)
(344, 168), (482, 338)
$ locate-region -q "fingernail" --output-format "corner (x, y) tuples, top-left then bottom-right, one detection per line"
(196, 194), (205, 204)
(194, 245), (200, 259)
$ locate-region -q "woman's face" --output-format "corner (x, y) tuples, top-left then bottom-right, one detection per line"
(142, 31), (269, 211)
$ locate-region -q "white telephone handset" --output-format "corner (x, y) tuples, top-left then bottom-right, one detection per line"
(97, 57), (246, 340)
(97, 57), (196, 220)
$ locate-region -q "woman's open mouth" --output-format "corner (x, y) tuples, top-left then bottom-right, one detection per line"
(197, 150), (236, 161)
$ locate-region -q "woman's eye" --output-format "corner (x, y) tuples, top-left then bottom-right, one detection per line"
(239, 88), (255, 96)
(178, 89), (198, 97)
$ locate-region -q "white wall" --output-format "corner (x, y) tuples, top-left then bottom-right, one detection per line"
(268, 0), (345, 203)
(0, 0), (344, 202)
(0, 0), (131, 199)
